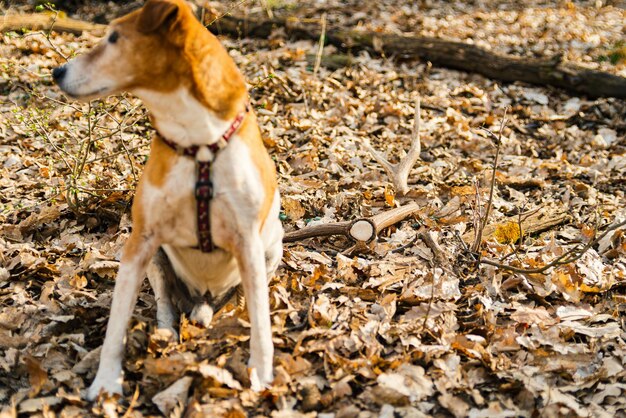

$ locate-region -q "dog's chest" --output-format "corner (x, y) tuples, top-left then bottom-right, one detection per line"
(139, 137), (266, 295)
(142, 137), (264, 245)
(142, 155), (198, 247)
(141, 153), (234, 296)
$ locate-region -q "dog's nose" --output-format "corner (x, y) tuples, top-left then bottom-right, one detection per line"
(52, 66), (67, 83)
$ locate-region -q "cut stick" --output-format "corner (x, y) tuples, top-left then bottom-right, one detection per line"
(284, 201), (419, 243)
(363, 97), (421, 195)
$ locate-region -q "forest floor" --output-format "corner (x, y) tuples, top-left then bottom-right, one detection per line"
(1, 0), (625, 417)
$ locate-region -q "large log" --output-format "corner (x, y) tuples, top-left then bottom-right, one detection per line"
(4, 13), (625, 98)
(208, 15), (626, 99)
(0, 13), (106, 35)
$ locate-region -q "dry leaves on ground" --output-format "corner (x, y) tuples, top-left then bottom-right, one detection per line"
(1, 0), (625, 417)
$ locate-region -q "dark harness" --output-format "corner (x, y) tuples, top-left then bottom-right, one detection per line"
(160, 103), (249, 253)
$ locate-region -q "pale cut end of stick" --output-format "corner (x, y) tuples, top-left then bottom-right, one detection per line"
(349, 220), (375, 242)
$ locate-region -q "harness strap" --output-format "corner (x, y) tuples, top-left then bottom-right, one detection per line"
(159, 103), (249, 252)
(195, 160), (214, 251)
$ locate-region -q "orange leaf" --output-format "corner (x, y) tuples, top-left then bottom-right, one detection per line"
(24, 355), (48, 397)
(581, 225), (596, 242)
(384, 186), (395, 207)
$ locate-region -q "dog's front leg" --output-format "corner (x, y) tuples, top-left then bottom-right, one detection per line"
(233, 232), (274, 389)
(87, 232), (158, 400)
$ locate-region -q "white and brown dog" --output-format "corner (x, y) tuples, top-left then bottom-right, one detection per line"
(53, 0), (283, 400)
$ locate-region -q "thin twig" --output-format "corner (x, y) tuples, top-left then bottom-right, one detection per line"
(390, 233), (419, 253)
(471, 178), (481, 247)
(73, 102), (94, 181)
(512, 201), (527, 263)
(206, 0), (250, 26)
(454, 230), (472, 254)
(86, 144), (149, 164)
(0, 186), (70, 217)
(498, 204), (530, 263)
(101, 105), (144, 184)
(12, 82), (82, 112)
(419, 230), (446, 266)
(313, 13), (327, 77)
(121, 385), (140, 418)
(29, 112), (75, 171)
(31, 5), (70, 61)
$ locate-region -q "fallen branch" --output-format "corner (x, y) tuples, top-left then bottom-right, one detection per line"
(0, 13), (106, 36)
(207, 15), (626, 98)
(305, 53), (354, 70)
(363, 97), (421, 195)
(284, 201), (420, 243)
(462, 205), (571, 246)
(8, 13), (626, 98)
(479, 218), (626, 275)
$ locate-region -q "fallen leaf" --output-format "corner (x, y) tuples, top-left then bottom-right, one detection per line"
(23, 355), (48, 397)
(152, 376), (193, 416)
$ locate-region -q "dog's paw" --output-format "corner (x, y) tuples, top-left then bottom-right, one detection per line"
(85, 376), (123, 401)
(154, 326), (179, 342)
(190, 302), (213, 328)
(248, 365), (273, 392)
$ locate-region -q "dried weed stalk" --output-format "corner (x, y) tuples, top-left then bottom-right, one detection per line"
(471, 107), (507, 252)
(313, 13), (327, 77)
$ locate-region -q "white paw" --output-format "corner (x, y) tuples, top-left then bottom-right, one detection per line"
(248, 363), (273, 392)
(190, 303), (213, 328)
(154, 326), (179, 342)
(86, 375), (123, 401)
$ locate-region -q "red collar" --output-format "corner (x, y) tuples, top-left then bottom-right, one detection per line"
(159, 103), (250, 157)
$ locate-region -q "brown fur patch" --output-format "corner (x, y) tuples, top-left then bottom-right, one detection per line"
(143, 135), (177, 188)
(123, 185), (147, 261)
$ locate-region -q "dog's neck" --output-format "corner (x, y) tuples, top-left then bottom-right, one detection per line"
(135, 86), (236, 148)
(133, 26), (248, 149)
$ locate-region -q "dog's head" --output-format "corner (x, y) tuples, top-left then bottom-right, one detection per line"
(53, 0), (199, 100)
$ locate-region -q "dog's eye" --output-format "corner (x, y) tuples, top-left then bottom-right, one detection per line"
(108, 31), (119, 44)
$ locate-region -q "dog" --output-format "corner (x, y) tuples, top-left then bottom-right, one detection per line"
(53, 0), (283, 400)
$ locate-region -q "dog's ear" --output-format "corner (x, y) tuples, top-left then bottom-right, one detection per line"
(137, 0), (180, 34)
